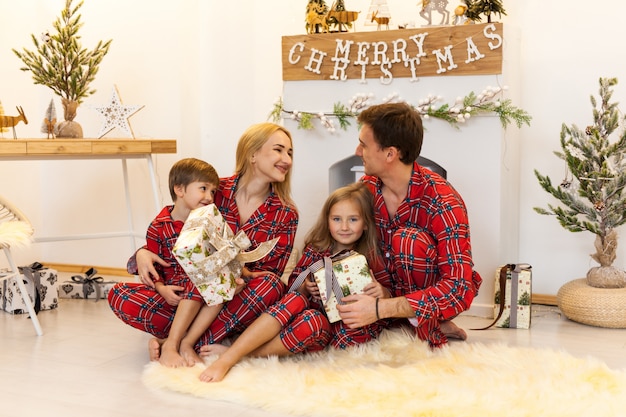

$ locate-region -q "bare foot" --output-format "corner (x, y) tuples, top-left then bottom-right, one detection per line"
(180, 342), (203, 366)
(198, 343), (229, 357)
(199, 357), (234, 383)
(440, 320), (467, 341)
(159, 340), (186, 368)
(148, 338), (164, 361)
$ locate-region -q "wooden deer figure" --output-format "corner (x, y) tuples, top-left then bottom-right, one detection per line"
(419, 0), (450, 26)
(371, 10), (390, 30)
(0, 106), (28, 139)
(43, 117), (57, 139)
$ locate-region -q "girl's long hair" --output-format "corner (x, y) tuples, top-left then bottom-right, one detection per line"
(305, 182), (379, 263)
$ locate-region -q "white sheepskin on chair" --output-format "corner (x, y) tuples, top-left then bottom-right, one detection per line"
(0, 221), (34, 248)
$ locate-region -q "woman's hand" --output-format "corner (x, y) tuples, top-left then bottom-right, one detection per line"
(137, 248), (168, 287)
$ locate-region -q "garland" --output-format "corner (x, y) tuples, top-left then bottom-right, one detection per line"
(269, 86), (531, 132)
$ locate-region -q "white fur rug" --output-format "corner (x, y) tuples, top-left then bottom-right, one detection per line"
(142, 328), (626, 417)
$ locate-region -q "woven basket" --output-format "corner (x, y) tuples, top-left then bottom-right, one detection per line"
(557, 279), (626, 328)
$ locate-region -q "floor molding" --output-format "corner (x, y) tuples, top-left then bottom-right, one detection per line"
(41, 262), (560, 306)
(532, 293), (557, 306)
(43, 262), (132, 277)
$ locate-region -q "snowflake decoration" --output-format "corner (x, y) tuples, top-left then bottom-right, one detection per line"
(94, 86), (144, 138)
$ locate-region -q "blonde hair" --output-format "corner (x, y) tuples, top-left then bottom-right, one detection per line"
(305, 182), (378, 261)
(168, 158), (219, 201)
(234, 122), (294, 206)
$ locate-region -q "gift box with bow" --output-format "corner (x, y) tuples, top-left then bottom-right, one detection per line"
(58, 267), (117, 301)
(1, 261), (59, 314)
(290, 250), (373, 323)
(173, 204), (278, 306)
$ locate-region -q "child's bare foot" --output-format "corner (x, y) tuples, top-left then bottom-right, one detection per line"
(180, 343), (203, 366)
(148, 338), (164, 361)
(159, 340), (186, 368)
(198, 343), (229, 357)
(440, 320), (467, 341)
(199, 357), (234, 383)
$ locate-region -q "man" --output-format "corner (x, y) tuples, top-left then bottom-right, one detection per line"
(337, 102), (482, 347)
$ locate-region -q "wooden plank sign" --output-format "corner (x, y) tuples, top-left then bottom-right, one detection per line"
(282, 23), (503, 83)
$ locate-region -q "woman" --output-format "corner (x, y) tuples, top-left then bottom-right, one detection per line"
(108, 122), (298, 365)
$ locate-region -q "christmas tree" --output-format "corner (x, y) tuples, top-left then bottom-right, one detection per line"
(0, 101), (7, 134)
(13, 0), (111, 104)
(534, 77), (626, 288)
(13, 0), (111, 137)
(463, 0), (507, 23)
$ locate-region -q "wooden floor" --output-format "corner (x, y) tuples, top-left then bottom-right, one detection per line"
(2, 273), (626, 417)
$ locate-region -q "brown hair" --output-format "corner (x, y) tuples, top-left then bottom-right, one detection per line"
(234, 122), (294, 206)
(168, 158), (219, 201)
(357, 102), (423, 164)
(305, 182), (378, 261)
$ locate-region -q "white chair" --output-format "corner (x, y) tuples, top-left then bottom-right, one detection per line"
(0, 195), (43, 336)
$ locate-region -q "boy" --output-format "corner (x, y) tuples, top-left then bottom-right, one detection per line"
(108, 157), (221, 367)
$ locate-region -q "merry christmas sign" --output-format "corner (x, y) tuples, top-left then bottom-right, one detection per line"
(282, 23), (503, 83)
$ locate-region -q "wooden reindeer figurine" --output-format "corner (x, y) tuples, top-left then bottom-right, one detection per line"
(371, 10), (390, 30)
(44, 117), (56, 139)
(0, 106), (28, 139)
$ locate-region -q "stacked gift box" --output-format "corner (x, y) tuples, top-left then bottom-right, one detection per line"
(57, 267), (117, 301)
(1, 262), (59, 314)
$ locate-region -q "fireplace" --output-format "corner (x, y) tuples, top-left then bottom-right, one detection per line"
(329, 155), (447, 192)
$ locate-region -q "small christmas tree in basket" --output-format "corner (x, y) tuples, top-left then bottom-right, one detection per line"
(535, 77), (626, 289)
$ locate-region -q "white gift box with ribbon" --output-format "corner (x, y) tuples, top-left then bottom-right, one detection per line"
(173, 204), (278, 306)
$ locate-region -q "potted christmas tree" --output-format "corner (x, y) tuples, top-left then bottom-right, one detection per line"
(534, 77), (626, 327)
(13, 0), (111, 138)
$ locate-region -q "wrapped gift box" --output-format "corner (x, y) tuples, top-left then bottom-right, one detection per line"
(492, 264), (532, 329)
(1, 265), (59, 314)
(58, 268), (117, 301)
(313, 251), (373, 323)
(173, 204), (277, 306)
(58, 280), (116, 300)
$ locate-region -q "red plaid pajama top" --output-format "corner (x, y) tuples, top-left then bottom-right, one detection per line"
(362, 162), (482, 347)
(108, 174), (298, 344)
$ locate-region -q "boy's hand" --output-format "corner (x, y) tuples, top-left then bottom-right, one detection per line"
(156, 284), (184, 306)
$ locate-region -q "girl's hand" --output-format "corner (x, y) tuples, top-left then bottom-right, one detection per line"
(362, 276), (389, 299)
(305, 275), (320, 301)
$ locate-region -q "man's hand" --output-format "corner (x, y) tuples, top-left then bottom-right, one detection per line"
(336, 294), (378, 328)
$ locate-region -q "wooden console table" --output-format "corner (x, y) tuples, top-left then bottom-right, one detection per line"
(0, 139), (177, 250)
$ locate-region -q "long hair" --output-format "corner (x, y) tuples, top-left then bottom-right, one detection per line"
(305, 182), (379, 261)
(168, 158), (219, 201)
(234, 122), (294, 206)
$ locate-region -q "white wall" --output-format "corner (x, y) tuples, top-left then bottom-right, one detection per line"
(2, 0), (626, 301)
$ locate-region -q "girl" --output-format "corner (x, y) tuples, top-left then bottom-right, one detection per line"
(198, 181), (389, 382)
(108, 123), (298, 367)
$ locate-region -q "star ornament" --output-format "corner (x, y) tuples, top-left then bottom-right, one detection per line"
(94, 86), (144, 138)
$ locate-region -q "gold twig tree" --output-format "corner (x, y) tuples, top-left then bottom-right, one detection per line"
(12, 0), (112, 138)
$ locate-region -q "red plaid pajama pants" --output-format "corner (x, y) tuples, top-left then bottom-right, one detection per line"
(389, 228), (479, 348)
(108, 273), (285, 345)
